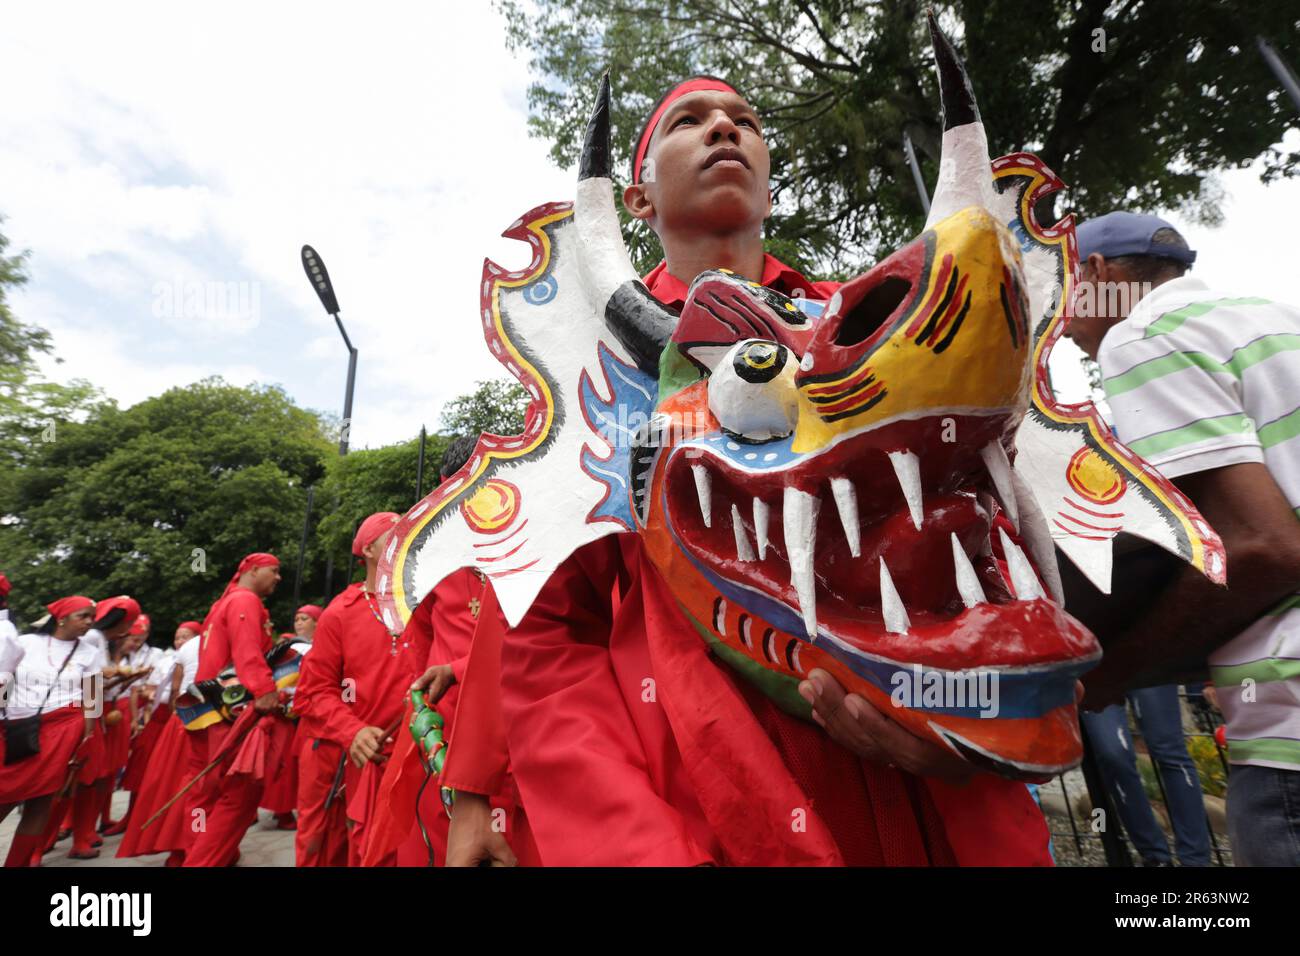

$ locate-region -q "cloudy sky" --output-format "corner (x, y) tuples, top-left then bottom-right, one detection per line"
(2, 2), (1298, 447)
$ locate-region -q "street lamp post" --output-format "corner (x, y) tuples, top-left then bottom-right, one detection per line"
(301, 244), (358, 596)
(902, 132), (931, 216)
(1258, 36), (1300, 116)
(301, 244), (358, 455)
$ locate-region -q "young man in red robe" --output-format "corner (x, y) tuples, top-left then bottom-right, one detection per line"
(183, 552), (292, 867)
(293, 512), (432, 866)
(496, 76), (1054, 866)
(360, 437), (538, 867)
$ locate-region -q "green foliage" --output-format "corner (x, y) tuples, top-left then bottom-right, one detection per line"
(438, 378), (530, 438)
(0, 221), (48, 370)
(0, 378), (334, 637)
(499, 0), (1299, 275)
(312, 432), (451, 576)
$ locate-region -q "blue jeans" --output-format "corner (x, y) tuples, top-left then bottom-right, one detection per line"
(1081, 685), (1211, 866)
(1227, 764), (1300, 866)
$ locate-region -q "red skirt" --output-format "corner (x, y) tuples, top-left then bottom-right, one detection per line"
(116, 714), (197, 858)
(121, 704), (172, 792)
(101, 698), (133, 780)
(259, 720), (301, 814)
(0, 705), (84, 803)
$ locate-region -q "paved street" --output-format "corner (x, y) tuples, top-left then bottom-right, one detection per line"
(1, 791), (295, 867)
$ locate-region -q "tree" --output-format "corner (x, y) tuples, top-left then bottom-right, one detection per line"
(0, 219), (47, 370)
(0, 378), (333, 636)
(0, 219), (105, 472)
(499, 0), (1300, 275)
(438, 378), (530, 438)
(311, 432), (451, 582)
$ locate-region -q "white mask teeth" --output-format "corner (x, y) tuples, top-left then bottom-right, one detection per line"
(979, 440), (1019, 532)
(752, 497), (770, 560)
(887, 450), (924, 531)
(950, 532), (987, 609)
(782, 487), (821, 638)
(690, 463), (712, 528)
(1010, 469), (1064, 605)
(730, 504), (756, 562)
(998, 527), (1045, 601)
(829, 477), (861, 558)
(879, 557), (911, 634)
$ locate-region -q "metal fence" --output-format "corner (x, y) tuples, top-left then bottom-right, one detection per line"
(1041, 685), (1233, 867)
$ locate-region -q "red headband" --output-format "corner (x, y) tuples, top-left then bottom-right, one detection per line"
(47, 596), (94, 620)
(632, 76), (739, 185)
(214, 552), (280, 603)
(238, 553), (279, 574)
(296, 604), (323, 621)
(352, 512), (399, 557)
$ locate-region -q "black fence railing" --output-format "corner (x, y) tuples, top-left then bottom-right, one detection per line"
(1042, 685), (1232, 867)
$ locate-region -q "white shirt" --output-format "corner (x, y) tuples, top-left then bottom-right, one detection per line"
(1098, 275), (1300, 770)
(172, 637), (202, 700)
(0, 611), (20, 695)
(4, 633), (105, 718)
(105, 643), (156, 702)
(82, 628), (107, 656)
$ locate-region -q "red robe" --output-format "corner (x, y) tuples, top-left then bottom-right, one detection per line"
(293, 581), (430, 865)
(292, 734), (349, 866)
(494, 256), (1051, 866)
(437, 584), (538, 865)
(121, 703), (171, 793)
(502, 536), (1049, 866)
(183, 586), (293, 867)
(359, 570), (488, 866)
(115, 712), (205, 859)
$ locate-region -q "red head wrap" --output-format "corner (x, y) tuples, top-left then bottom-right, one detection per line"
(296, 604), (323, 621)
(95, 595), (142, 629)
(352, 512), (399, 558)
(46, 595), (95, 620)
(0, 573), (10, 598)
(178, 620), (204, 633)
(632, 76), (739, 185)
(129, 613), (151, 636)
(212, 552), (280, 605)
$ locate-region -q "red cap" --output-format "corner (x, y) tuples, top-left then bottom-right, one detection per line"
(95, 595), (142, 629)
(352, 512), (400, 557)
(296, 604), (323, 621)
(46, 596), (95, 620)
(632, 76), (739, 185)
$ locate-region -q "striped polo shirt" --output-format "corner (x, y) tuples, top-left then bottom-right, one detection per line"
(1098, 275), (1300, 771)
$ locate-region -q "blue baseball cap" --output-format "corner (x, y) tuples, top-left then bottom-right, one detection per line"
(1076, 211), (1197, 266)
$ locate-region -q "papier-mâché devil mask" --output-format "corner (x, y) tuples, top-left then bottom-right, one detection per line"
(377, 15), (1225, 781)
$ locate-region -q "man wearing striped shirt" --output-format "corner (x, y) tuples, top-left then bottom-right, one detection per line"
(1068, 211), (1300, 865)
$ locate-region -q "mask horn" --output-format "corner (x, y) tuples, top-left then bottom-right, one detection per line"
(922, 11), (995, 230)
(574, 71), (677, 377)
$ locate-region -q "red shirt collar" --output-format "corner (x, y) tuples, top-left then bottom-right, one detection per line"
(642, 254), (833, 309)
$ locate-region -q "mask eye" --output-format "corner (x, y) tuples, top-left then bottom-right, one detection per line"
(708, 339), (799, 442)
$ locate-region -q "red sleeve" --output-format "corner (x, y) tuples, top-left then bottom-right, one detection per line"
(295, 603), (367, 750)
(448, 653), (470, 685)
(440, 585), (508, 797)
(499, 537), (712, 865)
(225, 592), (275, 698)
